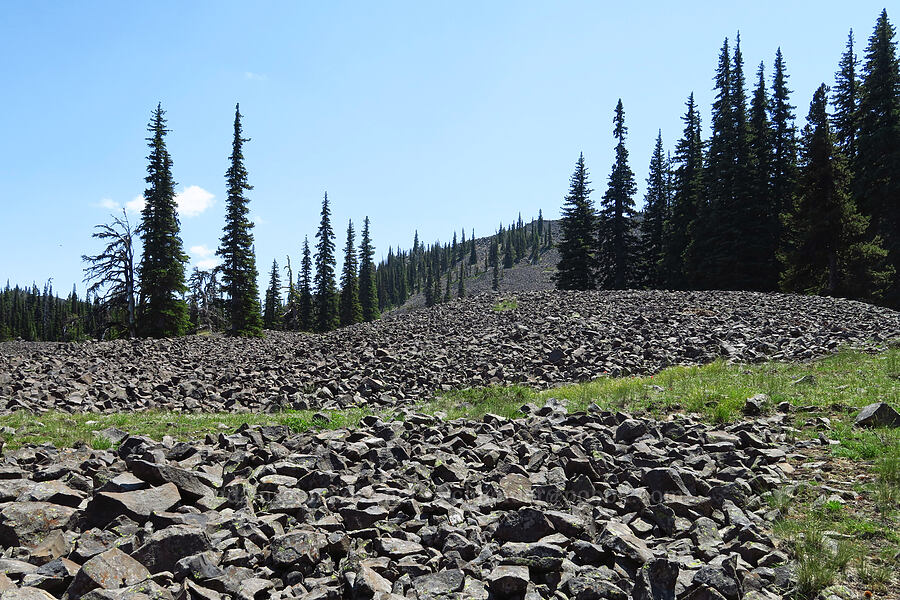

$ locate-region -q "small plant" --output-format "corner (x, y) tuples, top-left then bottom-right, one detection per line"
(766, 487), (795, 516)
(492, 298), (518, 312)
(90, 435), (113, 450)
(856, 556), (893, 593)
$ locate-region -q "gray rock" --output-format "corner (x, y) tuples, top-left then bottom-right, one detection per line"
(854, 402), (900, 428)
(64, 548), (151, 599)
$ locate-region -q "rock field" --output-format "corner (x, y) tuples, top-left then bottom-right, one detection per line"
(0, 290), (898, 599)
(0, 404), (799, 599)
(0, 290), (898, 414)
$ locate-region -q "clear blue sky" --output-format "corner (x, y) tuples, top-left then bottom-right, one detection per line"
(0, 1), (891, 297)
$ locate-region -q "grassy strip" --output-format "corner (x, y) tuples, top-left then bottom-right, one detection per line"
(426, 346), (899, 423)
(0, 408), (373, 450)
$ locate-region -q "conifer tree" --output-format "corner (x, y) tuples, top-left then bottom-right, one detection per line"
(833, 30), (860, 166)
(358, 216), (379, 322)
(598, 100), (640, 289)
(639, 131), (669, 288)
(745, 61), (779, 290)
(555, 153), (596, 290)
(339, 220), (363, 327)
(503, 238), (514, 268)
(263, 259), (282, 330)
(782, 84), (889, 297)
(662, 94), (704, 288)
(314, 193), (338, 332)
(299, 237), (313, 331)
(424, 263), (435, 307)
(770, 48), (798, 269)
(137, 103), (189, 337)
(468, 229), (477, 265)
(443, 271), (451, 303)
(855, 9), (900, 305)
(217, 104), (263, 337)
(457, 263), (465, 298)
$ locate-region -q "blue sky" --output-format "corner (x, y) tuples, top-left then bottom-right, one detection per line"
(0, 1), (892, 296)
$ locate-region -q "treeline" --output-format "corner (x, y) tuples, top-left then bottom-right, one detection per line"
(0, 283), (101, 342)
(557, 10), (899, 307)
(374, 211), (554, 312)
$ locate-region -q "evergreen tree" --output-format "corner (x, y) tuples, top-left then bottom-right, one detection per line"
(662, 94), (704, 288)
(833, 30), (860, 166)
(503, 237), (514, 268)
(263, 259), (282, 330)
(770, 48), (798, 265)
(457, 262), (465, 298)
(137, 103), (189, 337)
(217, 104), (263, 337)
(598, 100), (640, 289)
(424, 263), (435, 307)
(314, 193), (338, 332)
(745, 60), (780, 290)
(468, 229), (477, 265)
(299, 237), (313, 331)
(855, 9), (900, 305)
(555, 153), (596, 290)
(639, 130), (669, 287)
(782, 84), (890, 297)
(358, 216), (379, 322)
(339, 219), (363, 326)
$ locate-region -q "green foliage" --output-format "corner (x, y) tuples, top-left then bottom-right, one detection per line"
(137, 104), (189, 338)
(263, 258), (282, 330)
(491, 298), (518, 312)
(639, 130), (670, 287)
(358, 217), (380, 322)
(299, 237), (313, 331)
(555, 153), (596, 290)
(598, 100), (640, 290)
(314, 193), (338, 332)
(216, 104), (263, 337)
(0, 282), (98, 341)
(339, 219), (363, 327)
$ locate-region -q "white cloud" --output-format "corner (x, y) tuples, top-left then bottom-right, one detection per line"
(244, 71), (267, 81)
(176, 186), (215, 217)
(252, 214), (266, 226)
(190, 244), (214, 258)
(125, 196), (145, 214)
(196, 258), (221, 270)
(98, 198), (119, 210)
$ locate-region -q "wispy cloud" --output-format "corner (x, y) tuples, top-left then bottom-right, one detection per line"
(98, 198), (119, 210)
(176, 186), (215, 217)
(189, 244), (220, 271)
(125, 196), (145, 214)
(195, 258), (220, 270)
(190, 244), (214, 258)
(252, 214), (266, 226)
(244, 71), (267, 81)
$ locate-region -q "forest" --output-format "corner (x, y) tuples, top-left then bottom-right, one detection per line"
(1, 10), (898, 342)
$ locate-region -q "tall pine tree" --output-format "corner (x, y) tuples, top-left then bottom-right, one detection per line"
(555, 153), (596, 290)
(314, 193), (338, 332)
(217, 104), (262, 337)
(598, 100), (639, 289)
(137, 104), (189, 338)
(358, 216), (379, 322)
(833, 30), (860, 166)
(339, 220), (363, 326)
(855, 9), (900, 306)
(661, 93), (704, 289)
(782, 84), (889, 297)
(639, 130), (669, 288)
(299, 237), (313, 331)
(769, 48), (798, 278)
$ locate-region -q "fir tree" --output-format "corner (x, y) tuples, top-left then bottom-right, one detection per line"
(662, 93), (704, 289)
(555, 153), (596, 290)
(339, 219), (363, 327)
(424, 263), (435, 307)
(769, 48), (798, 279)
(503, 237), (514, 268)
(137, 103), (189, 338)
(468, 229), (477, 265)
(598, 100), (640, 289)
(358, 216), (379, 322)
(263, 259), (282, 330)
(314, 193), (338, 332)
(855, 9), (900, 305)
(833, 30), (860, 166)
(782, 84), (890, 297)
(299, 237), (313, 331)
(639, 130), (669, 287)
(457, 262), (465, 298)
(216, 104), (263, 337)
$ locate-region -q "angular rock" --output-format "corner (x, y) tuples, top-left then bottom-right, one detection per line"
(854, 402), (900, 428)
(64, 548), (150, 599)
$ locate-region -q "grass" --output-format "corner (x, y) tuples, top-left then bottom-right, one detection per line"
(491, 298), (518, 312)
(426, 346), (899, 424)
(0, 407), (373, 450)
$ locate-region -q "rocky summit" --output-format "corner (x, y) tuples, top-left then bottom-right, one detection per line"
(0, 405), (798, 600)
(1, 290), (897, 414)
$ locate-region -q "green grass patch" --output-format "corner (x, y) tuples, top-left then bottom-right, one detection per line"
(427, 347), (900, 424)
(0, 407), (373, 450)
(491, 298), (518, 312)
